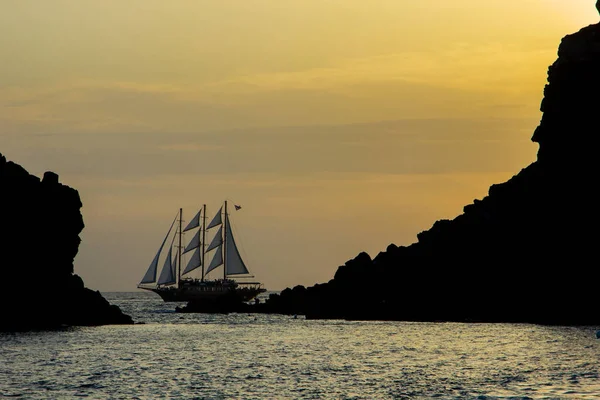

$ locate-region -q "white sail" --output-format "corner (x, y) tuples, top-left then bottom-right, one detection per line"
(205, 245), (223, 274)
(157, 245), (176, 285)
(183, 209), (201, 232)
(139, 215), (177, 285)
(207, 206), (222, 229)
(206, 226), (223, 252)
(173, 251), (178, 281)
(182, 246), (202, 275)
(225, 213), (250, 275)
(183, 228), (200, 254)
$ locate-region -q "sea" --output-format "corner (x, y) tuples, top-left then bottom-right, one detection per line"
(1, 292), (600, 399)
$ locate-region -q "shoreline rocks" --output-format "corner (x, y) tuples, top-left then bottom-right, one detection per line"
(0, 153), (133, 332)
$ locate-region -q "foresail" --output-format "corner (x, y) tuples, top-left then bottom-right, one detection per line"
(225, 214), (250, 275)
(139, 214), (177, 285)
(206, 226), (223, 252)
(157, 245), (176, 285)
(182, 247), (202, 275)
(183, 209), (201, 232)
(140, 250), (161, 285)
(207, 206), (222, 229)
(183, 228), (200, 253)
(205, 245), (223, 274)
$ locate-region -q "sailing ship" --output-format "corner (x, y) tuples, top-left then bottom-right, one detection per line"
(138, 201), (266, 303)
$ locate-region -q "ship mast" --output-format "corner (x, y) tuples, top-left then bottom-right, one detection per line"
(201, 203), (206, 282)
(178, 207), (182, 285)
(223, 201), (228, 280)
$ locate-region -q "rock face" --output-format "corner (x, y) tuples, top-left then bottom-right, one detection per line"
(0, 153), (133, 331)
(260, 22), (600, 325)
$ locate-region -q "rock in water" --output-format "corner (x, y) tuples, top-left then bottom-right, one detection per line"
(0, 153), (133, 331)
(259, 18), (600, 325)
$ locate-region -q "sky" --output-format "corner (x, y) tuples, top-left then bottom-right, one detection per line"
(1, 1), (598, 291)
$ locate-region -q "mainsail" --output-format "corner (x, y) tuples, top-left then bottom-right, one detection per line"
(183, 246), (202, 275)
(225, 213), (250, 275)
(157, 243), (177, 285)
(204, 206), (224, 275)
(206, 226), (222, 252)
(181, 206), (204, 275)
(206, 245), (223, 274)
(207, 207), (222, 229)
(183, 228), (200, 253)
(139, 213), (178, 285)
(183, 209), (201, 232)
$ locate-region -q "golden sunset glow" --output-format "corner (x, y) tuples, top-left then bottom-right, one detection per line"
(1, 0), (598, 291)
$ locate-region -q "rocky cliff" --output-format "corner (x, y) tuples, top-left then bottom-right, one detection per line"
(0, 153), (133, 331)
(260, 21), (600, 325)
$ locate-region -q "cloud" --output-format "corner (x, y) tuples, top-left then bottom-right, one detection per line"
(1, 118), (538, 193)
(202, 43), (554, 95)
(0, 80), (249, 134)
(157, 143), (224, 152)
(0, 42), (554, 135)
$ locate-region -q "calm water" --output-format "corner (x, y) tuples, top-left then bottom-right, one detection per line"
(1, 292), (600, 399)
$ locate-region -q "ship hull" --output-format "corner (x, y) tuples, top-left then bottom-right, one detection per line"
(143, 280), (266, 303)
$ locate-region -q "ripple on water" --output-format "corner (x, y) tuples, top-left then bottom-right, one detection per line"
(1, 293), (600, 399)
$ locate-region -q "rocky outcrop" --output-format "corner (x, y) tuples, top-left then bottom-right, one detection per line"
(257, 21), (600, 325)
(0, 153), (133, 331)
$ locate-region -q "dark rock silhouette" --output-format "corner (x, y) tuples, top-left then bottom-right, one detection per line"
(0, 153), (133, 331)
(254, 20), (600, 325)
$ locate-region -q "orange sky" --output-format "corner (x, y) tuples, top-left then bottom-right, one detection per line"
(1, 1), (598, 291)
